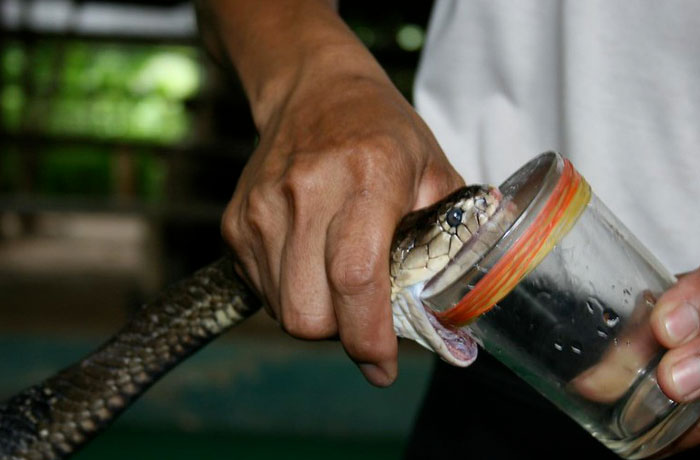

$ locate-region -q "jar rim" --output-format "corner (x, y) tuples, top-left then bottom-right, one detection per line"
(422, 152), (592, 326)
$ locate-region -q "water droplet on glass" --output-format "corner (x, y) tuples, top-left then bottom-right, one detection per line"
(586, 302), (595, 314)
(570, 342), (583, 355)
(596, 328), (608, 339)
(643, 291), (657, 309)
(553, 342), (563, 352)
(586, 297), (604, 315)
(602, 309), (620, 328)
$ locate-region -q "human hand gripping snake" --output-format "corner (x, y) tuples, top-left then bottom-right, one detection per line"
(0, 185), (507, 460)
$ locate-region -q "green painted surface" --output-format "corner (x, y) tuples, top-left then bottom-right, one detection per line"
(72, 428), (404, 460)
(0, 335), (433, 438)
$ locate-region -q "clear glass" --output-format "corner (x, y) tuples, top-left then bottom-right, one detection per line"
(422, 152), (700, 459)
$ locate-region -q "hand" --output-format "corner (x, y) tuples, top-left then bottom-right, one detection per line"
(650, 268), (700, 454)
(201, 0), (461, 386)
(221, 53), (463, 386)
(568, 269), (700, 456)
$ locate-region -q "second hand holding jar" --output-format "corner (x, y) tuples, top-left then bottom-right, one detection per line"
(420, 152), (700, 459)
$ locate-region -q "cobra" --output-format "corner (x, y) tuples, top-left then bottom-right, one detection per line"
(0, 184), (504, 460)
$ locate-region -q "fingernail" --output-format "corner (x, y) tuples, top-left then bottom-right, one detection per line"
(671, 355), (700, 398)
(664, 302), (700, 344)
(359, 363), (395, 387)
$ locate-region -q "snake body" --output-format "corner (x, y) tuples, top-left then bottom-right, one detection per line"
(0, 185), (503, 460)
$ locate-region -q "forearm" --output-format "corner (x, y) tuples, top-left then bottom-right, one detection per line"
(196, 0), (389, 131)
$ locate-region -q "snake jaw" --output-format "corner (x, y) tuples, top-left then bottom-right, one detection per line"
(392, 284), (478, 366)
(389, 185), (503, 367)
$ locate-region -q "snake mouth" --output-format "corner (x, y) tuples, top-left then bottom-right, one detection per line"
(424, 308), (479, 365)
(426, 187), (522, 366)
(391, 185), (510, 367)
(391, 282), (479, 367)
(420, 185), (520, 366)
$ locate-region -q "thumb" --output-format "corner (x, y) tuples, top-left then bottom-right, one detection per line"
(413, 162), (466, 210)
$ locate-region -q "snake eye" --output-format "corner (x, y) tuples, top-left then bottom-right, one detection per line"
(446, 207), (463, 227)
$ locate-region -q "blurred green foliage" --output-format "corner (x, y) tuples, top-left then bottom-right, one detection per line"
(0, 145), (165, 200)
(0, 14), (426, 203)
(0, 85), (24, 131)
(1, 40), (200, 143)
(395, 24), (425, 52)
(0, 40), (201, 200)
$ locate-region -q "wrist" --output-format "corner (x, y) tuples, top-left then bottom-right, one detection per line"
(201, 0), (391, 132)
(252, 41), (392, 132)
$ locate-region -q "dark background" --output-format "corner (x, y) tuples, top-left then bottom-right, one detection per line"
(0, 1), (438, 458)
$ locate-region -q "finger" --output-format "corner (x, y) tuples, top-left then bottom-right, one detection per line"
(250, 240), (283, 318)
(658, 421), (700, 456)
(325, 196), (403, 387)
(413, 163), (465, 210)
(240, 186), (289, 318)
(571, 295), (659, 403)
(675, 270), (696, 280)
(657, 335), (700, 403)
(279, 209), (338, 339)
(222, 203), (264, 295)
(651, 268), (700, 349)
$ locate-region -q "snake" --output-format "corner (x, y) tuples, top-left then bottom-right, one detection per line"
(0, 184), (507, 460)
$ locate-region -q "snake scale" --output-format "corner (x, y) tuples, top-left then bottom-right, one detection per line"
(0, 185), (504, 460)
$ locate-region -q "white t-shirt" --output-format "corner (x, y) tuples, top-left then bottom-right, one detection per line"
(414, 0), (700, 273)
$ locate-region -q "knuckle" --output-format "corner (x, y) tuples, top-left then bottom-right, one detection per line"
(283, 153), (319, 189)
(354, 132), (401, 159)
(328, 252), (382, 297)
(280, 153), (325, 215)
(281, 310), (336, 340)
(344, 135), (413, 191)
(347, 144), (383, 178)
(244, 186), (273, 232)
(220, 205), (238, 245)
(220, 202), (246, 251)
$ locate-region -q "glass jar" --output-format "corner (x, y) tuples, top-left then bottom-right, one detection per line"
(422, 152), (700, 459)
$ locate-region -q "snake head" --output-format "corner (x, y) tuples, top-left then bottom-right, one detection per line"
(390, 185), (504, 367)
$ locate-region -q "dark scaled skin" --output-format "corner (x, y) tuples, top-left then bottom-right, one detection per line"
(0, 257), (259, 460)
(0, 186), (494, 460)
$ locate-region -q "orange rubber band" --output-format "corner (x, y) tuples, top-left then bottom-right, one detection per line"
(436, 159), (591, 326)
